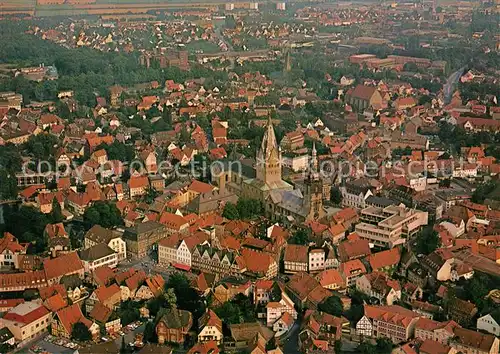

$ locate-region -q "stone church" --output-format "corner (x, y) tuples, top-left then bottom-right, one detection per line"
(214, 117), (326, 224)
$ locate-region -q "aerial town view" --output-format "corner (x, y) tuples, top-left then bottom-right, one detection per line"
(0, 0), (498, 353)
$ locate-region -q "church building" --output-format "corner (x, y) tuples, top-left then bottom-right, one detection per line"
(213, 117), (326, 224)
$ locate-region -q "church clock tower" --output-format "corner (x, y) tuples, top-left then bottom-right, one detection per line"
(256, 116), (283, 185)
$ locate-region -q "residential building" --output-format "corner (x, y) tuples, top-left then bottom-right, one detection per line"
(447, 298), (478, 326)
(254, 280), (274, 305)
(340, 259), (367, 287)
(156, 309), (193, 344)
(43, 252), (84, 285)
(0, 232), (27, 268)
(308, 249), (325, 273)
(266, 292), (297, 327)
(198, 310), (223, 345)
(477, 310), (500, 336)
(280, 131), (304, 151)
(79, 243), (118, 273)
(298, 310), (350, 352)
(0, 301), (51, 345)
(87, 283), (121, 313)
(52, 303), (98, 339)
(356, 305), (420, 343)
(84, 225), (126, 261)
(123, 221), (167, 259)
(355, 205), (428, 248)
(356, 272), (401, 305)
(414, 318), (460, 344)
(450, 327), (499, 354)
(0, 271), (48, 292)
(284, 244), (308, 274)
(340, 183), (373, 209)
(225, 322), (274, 352)
(89, 302), (121, 335)
(317, 269), (346, 293)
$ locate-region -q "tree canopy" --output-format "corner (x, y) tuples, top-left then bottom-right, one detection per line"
(83, 201), (124, 229)
(71, 322), (92, 342)
(318, 295), (343, 317)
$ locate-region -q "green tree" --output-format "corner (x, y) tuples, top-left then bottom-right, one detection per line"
(71, 322), (92, 342)
(143, 321), (158, 343)
(166, 272), (206, 321)
(415, 226), (440, 255)
(83, 201), (123, 229)
(118, 300), (141, 326)
(318, 295), (343, 317)
(50, 197), (64, 223)
(0, 170), (17, 200)
(330, 186), (342, 205)
(289, 229), (310, 245)
(222, 202), (240, 220)
(236, 198), (263, 219)
(165, 288), (177, 309)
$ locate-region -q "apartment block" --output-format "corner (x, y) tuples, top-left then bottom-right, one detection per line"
(355, 205), (428, 248)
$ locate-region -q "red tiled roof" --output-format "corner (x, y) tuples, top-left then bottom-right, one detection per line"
(368, 248), (401, 270)
(284, 244), (308, 263)
(45, 293), (67, 312)
(43, 252), (83, 281)
(3, 303), (50, 324)
(55, 303), (92, 335)
(317, 269), (345, 288)
(364, 304), (419, 328)
(94, 284), (121, 303)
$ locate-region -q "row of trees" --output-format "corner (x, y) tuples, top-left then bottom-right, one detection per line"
(222, 198), (263, 220)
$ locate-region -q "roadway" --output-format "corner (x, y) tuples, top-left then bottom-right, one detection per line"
(443, 67), (465, 104)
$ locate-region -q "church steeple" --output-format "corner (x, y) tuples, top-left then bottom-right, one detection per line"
(256, 117), (282, 184)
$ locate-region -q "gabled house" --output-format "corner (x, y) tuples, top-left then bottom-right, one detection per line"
(84, 225), (126, 261)
(266, 291), (297, 327)
(198, 310), (223, 345)
(52, 303), (98, 339)
(156, 308), (193, 344)
(356, 272), (401, 305)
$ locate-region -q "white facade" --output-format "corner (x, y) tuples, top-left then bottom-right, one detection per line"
(308, 249), (325, 273)
(83, 253), (118, 273)
(477, 314), (500, 337)
(158, 243), (177, 266)
(266, 293), (297, 327)
(176, 240), (192, 267)
(356, 316), (373, 337)
(84, 236), (126, 262)
(340, 187), (373, 209)
(198, 324), (223, 344)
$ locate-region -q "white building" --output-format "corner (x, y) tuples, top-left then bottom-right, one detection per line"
(84, 225), (126, 261)
(0, 301), (52, 345)
(340, 184), (373, 209)
(266, 292), (297, 327)
(79, 243), (118, 272)
(477, 311), (500, 337)
(308, 249), (325, 273)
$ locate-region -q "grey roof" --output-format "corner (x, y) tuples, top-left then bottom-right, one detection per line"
(158, 308), (192, 329)
(123, 221), (165, 241)
(366, 195), (396, 207)
(85, 225), (121, 244)
(79, 243), (115, 261)
(78, 341), (119, 354)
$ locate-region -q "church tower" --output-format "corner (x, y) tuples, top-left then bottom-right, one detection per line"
(256, 116), (283, 185)
(304, 143), (324, 220)
(284, 49), (292, 72)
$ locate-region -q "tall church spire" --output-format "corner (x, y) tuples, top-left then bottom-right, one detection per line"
(256, 117), (282, 184)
